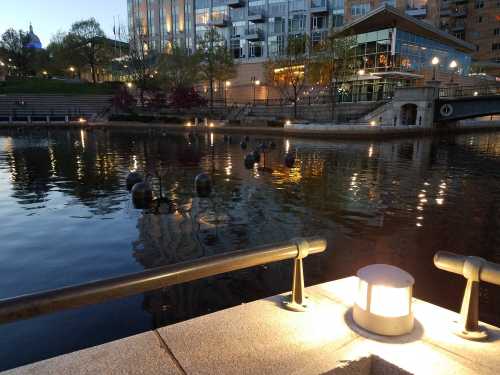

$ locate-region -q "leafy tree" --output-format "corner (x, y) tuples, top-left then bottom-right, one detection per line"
(46, 32), (85, 78)
(197, 28), (236, 110)
(309, 32), (357, 120)
(158, 44), (201, 91)
(123, 29), (160, 107)
(265, 34), (310, 118)
(66, 18), (111, 83)
(0, 29), (35, 77)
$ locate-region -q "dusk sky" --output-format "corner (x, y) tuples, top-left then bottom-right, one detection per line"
(0, 0), (128, 47)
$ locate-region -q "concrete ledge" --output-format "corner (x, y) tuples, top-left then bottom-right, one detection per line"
(4, 277), (499, 374)
(3, 120), (500, 140)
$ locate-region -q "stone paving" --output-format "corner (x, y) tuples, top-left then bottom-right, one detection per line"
(4, 277), (500, 374)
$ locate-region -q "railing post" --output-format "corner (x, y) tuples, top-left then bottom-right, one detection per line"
(433, 251), (500, 340)
(458, 256), (487, 340)
(283, 238), (310, 312)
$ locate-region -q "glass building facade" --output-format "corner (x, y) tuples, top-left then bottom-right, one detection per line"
(352, 28), (471, 75)
(128, 0), (346, 59)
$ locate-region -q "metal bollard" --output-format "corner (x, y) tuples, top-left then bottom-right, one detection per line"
(434, 251), (500, 340)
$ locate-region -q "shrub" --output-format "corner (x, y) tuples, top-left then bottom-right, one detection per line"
(169, 87), (207, 109)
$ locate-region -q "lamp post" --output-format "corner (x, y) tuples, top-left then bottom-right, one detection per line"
(431, 56), (439, 81)
(251, 76), (261, 104)
(449, 60), (458, 83)
(356, 69), (365, 103)
(224, 81), (231, 107)
(69, 66), (76, 79)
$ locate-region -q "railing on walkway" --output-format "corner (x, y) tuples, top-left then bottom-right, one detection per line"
(434, 251), (500, 339)
(0, 237), (327, 324)
(439, 85), (500, 98)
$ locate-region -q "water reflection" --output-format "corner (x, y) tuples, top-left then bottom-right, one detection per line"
(0, 129), (500, 369)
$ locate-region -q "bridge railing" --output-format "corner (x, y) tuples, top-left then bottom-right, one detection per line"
(439, 85), (500, 98)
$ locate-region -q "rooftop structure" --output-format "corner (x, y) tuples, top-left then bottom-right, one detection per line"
(24, 24), (42, 50)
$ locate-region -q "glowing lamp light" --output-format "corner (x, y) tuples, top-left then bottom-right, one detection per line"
(473, 91), (479, 96)
(185, 121), (192, 127)
(78, 117), (87, 124)
(431, 57), (440, 66)
(370, 120), (377, 127)
(127, 82), (133, 88)
(358, 69), (365, 76)
(353, 264), (415, 336)
(255, 80), (260, 86)
(209, 122), (215, 128)
(449, 60), (458, 69)
(285, 120), (291, 126)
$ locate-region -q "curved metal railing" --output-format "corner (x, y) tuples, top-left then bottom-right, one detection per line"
(0, 236), (327, 325)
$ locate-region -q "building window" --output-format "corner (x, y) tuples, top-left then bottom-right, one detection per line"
(475, 0), (485, 9)
(495, 28), (500, 36)
(249, 41), (263, 58)
(351, 3), (370, 17)
(231, 39), (246, 59)
(288, 14), (307, 32)
(492, 43), (500, 51)
(312, 16), (326, 30)
(268, 35), (285, 56)
(268, 0), (287, 16)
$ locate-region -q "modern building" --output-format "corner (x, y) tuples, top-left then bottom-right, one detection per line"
(127, 1), (477, 102)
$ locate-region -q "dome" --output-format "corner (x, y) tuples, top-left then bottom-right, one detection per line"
(25, 24), (42, 49)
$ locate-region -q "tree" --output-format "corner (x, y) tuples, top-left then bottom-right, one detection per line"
(123, 29), (160, 107)
(309, 32), (357, 120)
(265, 34), (310, 118)
(197, 28), (236, 110)
(0, 28), (35, 77)
(46, 32), (83, 78)
(158, 44), (201, 91)
(67, 18), (111, 83)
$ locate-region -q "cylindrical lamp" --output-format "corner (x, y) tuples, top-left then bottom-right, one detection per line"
(353, 264), (415, 336)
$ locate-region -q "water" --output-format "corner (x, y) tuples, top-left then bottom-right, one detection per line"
(0, 128), (499, 370)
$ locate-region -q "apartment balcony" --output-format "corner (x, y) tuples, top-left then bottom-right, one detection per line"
(227, 0), (244, 8)
(245, 29), (264, 41)
(451, 24), (465, 32)
(210, 16), (230, 27)
(248, 10), (265, 23)
(406, 7), (427, 18)
(310, 0), (328, 13)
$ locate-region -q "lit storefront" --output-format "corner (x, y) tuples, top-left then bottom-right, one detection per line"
(334, 5), (475, 102)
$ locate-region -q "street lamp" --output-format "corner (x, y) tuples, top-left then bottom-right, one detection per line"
(449, 60), (458, 83)
(69, 66), (76, 79)
(431, 57), (440, 81)
(355, 69), (365, 102)
(224, 81), (231, 106)
(251, 76), (261, 104)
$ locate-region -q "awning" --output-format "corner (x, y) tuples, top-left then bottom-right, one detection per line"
(374, 71), (424, 79)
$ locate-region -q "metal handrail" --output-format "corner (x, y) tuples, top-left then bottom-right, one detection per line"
(0, 237), (327, 325)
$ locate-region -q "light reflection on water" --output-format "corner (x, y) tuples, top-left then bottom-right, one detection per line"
(0, 129), (500, 369)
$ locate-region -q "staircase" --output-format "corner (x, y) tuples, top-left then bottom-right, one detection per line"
(0, 94), (113, 123)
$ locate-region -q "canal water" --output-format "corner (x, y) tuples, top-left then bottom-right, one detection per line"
(0, 128), (499, 370)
